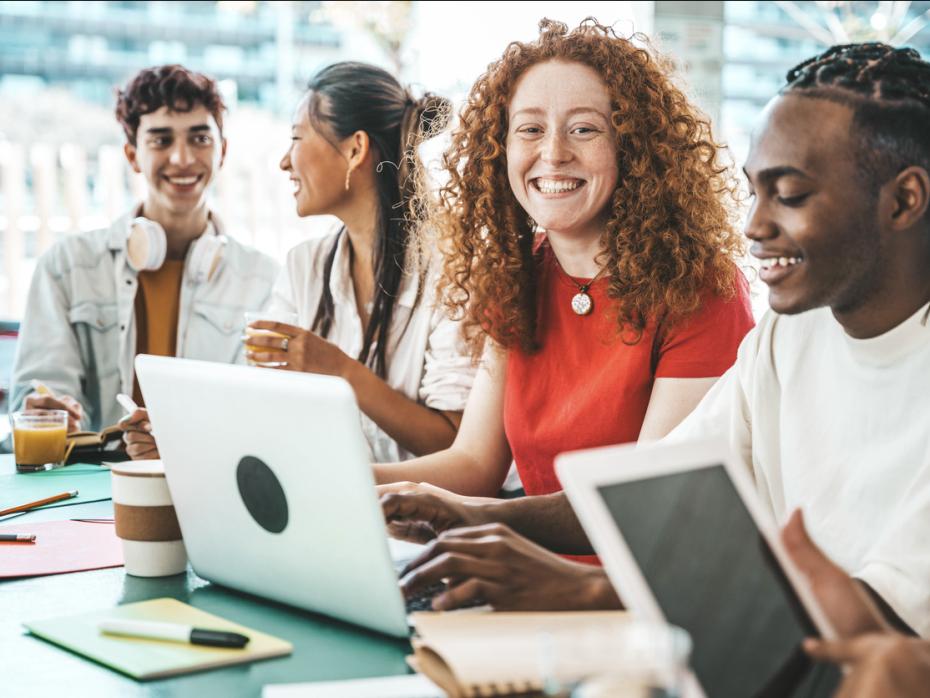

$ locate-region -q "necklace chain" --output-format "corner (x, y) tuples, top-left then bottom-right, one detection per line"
(551, 254), (608, 316)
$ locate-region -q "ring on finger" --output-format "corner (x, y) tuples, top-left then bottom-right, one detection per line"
(281, 337), (289, 352)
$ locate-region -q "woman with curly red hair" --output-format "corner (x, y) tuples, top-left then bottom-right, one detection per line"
(376, 18), (752, 500)
(376, 20), (754, 611)
(372, 18), (753, 611)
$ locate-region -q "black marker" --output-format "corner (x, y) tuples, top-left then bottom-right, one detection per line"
(99, 620), (250, 648)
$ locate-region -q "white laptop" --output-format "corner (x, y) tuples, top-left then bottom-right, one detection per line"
(135, 354), (423, 638)
(556, 437), (841, 698)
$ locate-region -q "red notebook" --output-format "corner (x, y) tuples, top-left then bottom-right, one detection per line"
(0, 519), (123, 579)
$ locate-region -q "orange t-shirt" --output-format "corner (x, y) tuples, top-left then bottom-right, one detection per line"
(132, 260), (184, 404)
(503, 246), (754, 560)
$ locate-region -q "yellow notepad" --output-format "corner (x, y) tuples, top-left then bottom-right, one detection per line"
(25, 597), (293, 680)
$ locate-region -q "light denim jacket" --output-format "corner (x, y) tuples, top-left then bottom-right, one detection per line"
(11, 210), (279, 431)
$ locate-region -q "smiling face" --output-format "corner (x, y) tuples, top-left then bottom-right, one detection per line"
(744, 94), (883, 316)
(279, 94), (352, 218)
(125, 105), (225, 217)
(506, 60), (618, 246)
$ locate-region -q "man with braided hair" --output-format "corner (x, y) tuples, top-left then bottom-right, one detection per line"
(680, 40), (930, 638)
(730, 41), (930, 696)
(384, 40), (930, 663)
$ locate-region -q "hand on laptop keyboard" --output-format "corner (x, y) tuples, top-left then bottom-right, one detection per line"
(379, 483), (493, 544)
(398, 523), (619, 612)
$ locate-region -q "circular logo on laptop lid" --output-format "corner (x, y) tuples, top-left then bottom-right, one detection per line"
(236, 455), (288, 533)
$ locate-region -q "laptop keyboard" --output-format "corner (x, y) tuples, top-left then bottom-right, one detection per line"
(391, 540), (485, 613)
(396, 567), (485, 613)
(394, 556), (446, 613)
(405, 581), (446, 613)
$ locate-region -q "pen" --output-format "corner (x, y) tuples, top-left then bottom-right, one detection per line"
(99, 620), (250, 648)
(116, 393), (139, 415)
(0, 534), (36, 543)
(116, 392), (154, 436)
(0, 490), (79, 517)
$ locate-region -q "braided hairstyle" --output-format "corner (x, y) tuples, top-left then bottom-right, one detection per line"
(782, 43), (930, 193)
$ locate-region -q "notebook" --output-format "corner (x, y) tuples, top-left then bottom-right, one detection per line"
(66, 424), (130, 464)
(24, 597), (293, 680)
(408, 611), (629, 697)
(0, 519), (123, 578)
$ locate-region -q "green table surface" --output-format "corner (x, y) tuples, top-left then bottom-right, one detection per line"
(0, 455), (411, 697)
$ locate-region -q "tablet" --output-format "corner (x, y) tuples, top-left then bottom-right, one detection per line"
(556, 437), (841, 698)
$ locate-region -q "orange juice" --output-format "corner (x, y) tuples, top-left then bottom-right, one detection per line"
(243, 326), (288, 355)
(13, 423), (67, 467)
(244, 326), (290, 366)
(243, 311), (297, 366)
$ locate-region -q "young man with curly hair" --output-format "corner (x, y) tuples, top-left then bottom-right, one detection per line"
(384, 40), (930, 649)
(12, 65), (278, 454)
(374, 19), (755, 540)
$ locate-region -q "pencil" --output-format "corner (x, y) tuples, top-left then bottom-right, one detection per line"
(0, 534), (36, 543)
(0, 490), (79, 517)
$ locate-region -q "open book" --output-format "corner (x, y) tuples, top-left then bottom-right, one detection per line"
(408, 611), (629, 697)
(66, 424), (129, 464)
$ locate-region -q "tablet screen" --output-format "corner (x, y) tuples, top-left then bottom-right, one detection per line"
(596, 464), (839, 698)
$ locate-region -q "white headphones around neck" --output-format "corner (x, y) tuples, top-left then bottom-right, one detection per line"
(126, 217), (226, 284)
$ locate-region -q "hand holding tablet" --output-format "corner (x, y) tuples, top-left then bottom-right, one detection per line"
(557, 437), (842, 698)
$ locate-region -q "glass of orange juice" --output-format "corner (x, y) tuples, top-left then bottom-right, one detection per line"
(11, 409), (69, 472)
(244, 310), (298, 367)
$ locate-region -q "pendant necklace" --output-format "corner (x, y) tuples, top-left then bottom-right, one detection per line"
(552, 255), (608, 316)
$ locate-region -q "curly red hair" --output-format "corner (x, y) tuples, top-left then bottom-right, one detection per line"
(426, 18), (745, 357)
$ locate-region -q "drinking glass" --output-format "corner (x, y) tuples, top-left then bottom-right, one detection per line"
(11, 409), (69, 472)
(243, 310), (298, 367)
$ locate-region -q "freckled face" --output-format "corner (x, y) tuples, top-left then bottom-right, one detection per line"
(506, 60), (619, 243)
(279, 94), (351, 217)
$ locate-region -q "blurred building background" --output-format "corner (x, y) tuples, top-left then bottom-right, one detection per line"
(1, 0), (929, 325)
(721, 1), (930, 160)
(0, 0), (385, 321)
(0, 1), (341, 109)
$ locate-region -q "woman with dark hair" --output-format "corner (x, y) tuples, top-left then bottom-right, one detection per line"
(246, 62), (475, 462)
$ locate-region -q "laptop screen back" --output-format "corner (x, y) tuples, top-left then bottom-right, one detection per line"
(134, 355), (411, 638)
(596, 464), (839, 698)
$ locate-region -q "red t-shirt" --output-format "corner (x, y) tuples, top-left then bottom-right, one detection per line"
(504, 245), (754, 499)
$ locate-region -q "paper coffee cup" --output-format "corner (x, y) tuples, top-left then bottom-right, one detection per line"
(111, 459), (187, 577)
